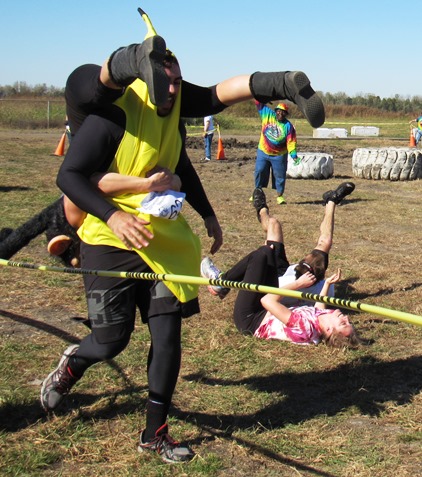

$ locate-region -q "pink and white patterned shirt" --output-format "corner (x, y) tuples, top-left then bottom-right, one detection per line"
(254, 306), (329, 345)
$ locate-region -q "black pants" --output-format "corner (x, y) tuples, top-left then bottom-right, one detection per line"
(65, 64), (123, 136)
(71, 243), (192, 405)
(221, 244), (287, 335)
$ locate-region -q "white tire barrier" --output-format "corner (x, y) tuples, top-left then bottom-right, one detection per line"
(287, 153), (334, 179)
(352, 147), (422, 180)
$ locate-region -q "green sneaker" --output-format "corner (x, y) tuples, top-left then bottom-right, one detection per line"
(277, 195), (286, 205)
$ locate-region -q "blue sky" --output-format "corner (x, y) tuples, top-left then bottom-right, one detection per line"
(1, 0), (420, 98)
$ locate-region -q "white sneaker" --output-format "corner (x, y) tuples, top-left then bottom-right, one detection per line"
(200, 257), (230, 299)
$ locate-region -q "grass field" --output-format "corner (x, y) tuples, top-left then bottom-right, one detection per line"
(0, 127), (421, 476)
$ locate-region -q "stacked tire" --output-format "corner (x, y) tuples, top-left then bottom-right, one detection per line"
(352, 147), (422, 180)
(287, 153), (334, 179)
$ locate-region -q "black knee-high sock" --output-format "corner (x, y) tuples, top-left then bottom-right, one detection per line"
(67, 355), (90, 379)
(144, 397), (170, 441)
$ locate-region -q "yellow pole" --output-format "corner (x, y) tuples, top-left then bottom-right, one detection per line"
(1, 258), (422, 327)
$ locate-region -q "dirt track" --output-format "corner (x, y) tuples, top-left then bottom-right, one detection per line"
(1, 130), (421, 476)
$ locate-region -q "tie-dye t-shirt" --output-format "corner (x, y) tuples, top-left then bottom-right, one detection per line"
(417, 116), (422, 130)
(254, 306), (329, 345)
(255, 100), (297, 159)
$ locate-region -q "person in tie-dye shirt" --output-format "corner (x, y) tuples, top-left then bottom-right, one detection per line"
(253, 101), (299, 205)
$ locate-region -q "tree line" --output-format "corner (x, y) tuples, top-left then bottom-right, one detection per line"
(320, 91), (422, 114)
(0, 82), (64, 98)
(1, 81), (421, 115)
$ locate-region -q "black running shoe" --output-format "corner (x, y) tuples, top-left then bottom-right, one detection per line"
(322, 182), (355, 205)
(252, 188), (268, 221)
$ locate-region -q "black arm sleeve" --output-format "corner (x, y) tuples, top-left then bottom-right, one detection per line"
(58, 115), (215, 223)
(176, 148), (215, 219)
(62, 69), (219, 221)
(176, 122), (215, 219)
(57, 114), (124, 223)
(180, 81), (228, 118)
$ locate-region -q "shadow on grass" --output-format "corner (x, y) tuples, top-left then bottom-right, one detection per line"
(1, 310), (420, 476)
(0, 186), (31, 193)
(191, 431), (339, 477)
(295, 197), (363, 206)
(0, 309), (145, 432)
(0, 385), (148, 434)
(180, 354), (422, 430)
(2, 308), (421, 435)
(0, 309), (82, 344)
(1, 342), (420, 476)
(338, 277), (422, 302)
(172, 354), (421, 476)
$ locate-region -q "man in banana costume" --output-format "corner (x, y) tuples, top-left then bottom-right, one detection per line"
(40, 8), (325, 463)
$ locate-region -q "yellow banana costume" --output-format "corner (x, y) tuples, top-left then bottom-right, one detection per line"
(78, 11), (201, 303)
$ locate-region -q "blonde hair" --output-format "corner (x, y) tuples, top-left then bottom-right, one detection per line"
(322, 326), (361, 349)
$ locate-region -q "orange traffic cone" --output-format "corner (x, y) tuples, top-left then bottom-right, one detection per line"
(409, 129), (416, 147)
(217, 137), (226, 160)
(52, 132), (66, 157)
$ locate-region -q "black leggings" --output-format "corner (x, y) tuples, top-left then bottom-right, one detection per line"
(70, 313), (181, 404)
(65, 64), (123, 136)
(221, 245), (279, 335)
(69, 244), (185, 405)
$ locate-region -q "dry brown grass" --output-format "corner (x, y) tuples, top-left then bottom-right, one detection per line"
(0, 130), (421, 476)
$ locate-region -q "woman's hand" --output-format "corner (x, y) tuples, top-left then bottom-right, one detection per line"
(296, 271), (317, 288)
(147, 167), (181, 192)
(325, 268), (342, 285)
